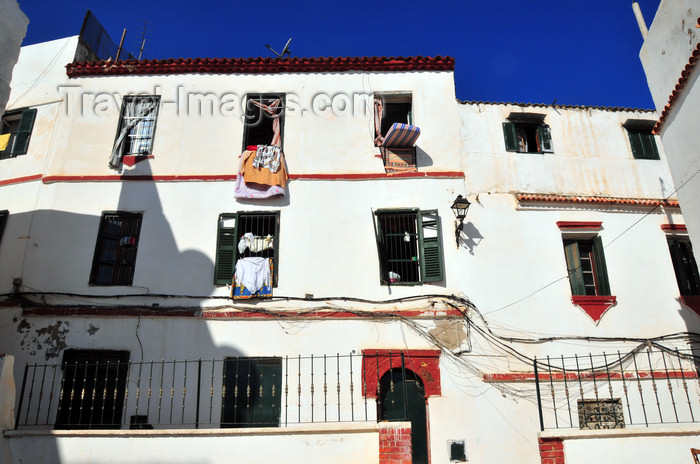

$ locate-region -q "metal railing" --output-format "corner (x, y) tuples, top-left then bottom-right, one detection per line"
(534, 346), (700, 430)
(15, 351), (415, 430)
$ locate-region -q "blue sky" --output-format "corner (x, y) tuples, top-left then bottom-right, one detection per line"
(19, 0), (661, 108)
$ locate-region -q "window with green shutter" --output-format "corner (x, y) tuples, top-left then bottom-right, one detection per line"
(502, 118), (553, 154)
(627, 129), (659, 160)
(0, 108), (37, 159)
(214, 212), (280, 285)
(562, 237), (611, 296)
(373, 209), (444, 285)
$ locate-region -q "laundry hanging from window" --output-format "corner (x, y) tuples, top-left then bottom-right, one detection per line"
(234, 145), (288, 199)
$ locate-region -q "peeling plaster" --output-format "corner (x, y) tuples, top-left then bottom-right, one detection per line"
(17, 320), (70, 360)
(429, 319), (468, 351)
(87, 324), (99, 335)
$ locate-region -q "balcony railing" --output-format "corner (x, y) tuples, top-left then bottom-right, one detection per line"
(15, 351), (417, 430)
(534, 346), (700, 430)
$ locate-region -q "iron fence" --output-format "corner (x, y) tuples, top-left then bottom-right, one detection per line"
(15, 351), (417, 430)
(534, 346), (700, 430)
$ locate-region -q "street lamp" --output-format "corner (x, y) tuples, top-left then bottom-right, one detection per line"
(451, 195), (471, 247)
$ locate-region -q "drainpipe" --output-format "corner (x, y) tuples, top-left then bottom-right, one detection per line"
(632, 2), (648, 40)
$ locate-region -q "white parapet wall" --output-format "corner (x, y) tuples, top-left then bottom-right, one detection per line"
(5, 422), (381, 464)
(542, 426), (700, 464)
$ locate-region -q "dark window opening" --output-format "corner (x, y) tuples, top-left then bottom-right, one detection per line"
(375, 95), (412, 146)
(373, 210), (444, 285)
(502, 119), (553, 154)
(55, 350), (129, 429)
(215, 212), (280, 286)
(90, 212), (143, 286)
(0, 108), (37, 159)
(221, 357), (282, 428)
(563, 237), (611, 296)
(668, 237), (700, 295)
(243, 94), (284, 148)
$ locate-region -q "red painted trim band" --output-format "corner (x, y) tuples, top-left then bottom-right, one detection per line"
(40, 171), (464, 184)
(0, 174), (43, 186)
(22, 307), (462, 319)
(556, 221), (602, 230)
(661, 224), (687, 231)
(290, 171), (464, 180)
(362, 349), (441, 398)
(485, 370), (698, 382)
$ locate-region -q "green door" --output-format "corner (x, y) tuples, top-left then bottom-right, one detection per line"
(379, 369), (428, 464)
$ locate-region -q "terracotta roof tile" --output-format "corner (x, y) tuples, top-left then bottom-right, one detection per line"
(458, 100), (654, 113)
(516, 193), (679, 208)
(66, 55), (455, 77)
(654, 40), (700, 133)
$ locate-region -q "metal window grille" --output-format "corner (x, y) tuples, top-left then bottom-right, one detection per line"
(377, 212), (420, 284)
(90, 213), (142, 285)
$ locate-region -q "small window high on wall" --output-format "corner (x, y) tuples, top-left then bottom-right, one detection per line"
(502, 112), (553, 154)
(243, 94), (285, 148)
(0, 108), (37, 159)
(374, 94), (412, 146)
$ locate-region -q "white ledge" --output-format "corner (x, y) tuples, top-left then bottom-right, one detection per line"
(539, 424), (700, 440)
(4, 421), (382, 438)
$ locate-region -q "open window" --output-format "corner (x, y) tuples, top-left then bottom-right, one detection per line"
(373, 94), (420, 174)
(243, 94), (285, 148)
(110, 96), (159, 168)
(0, 108), (37, 159)
(220, 357), (282, 428)
(89, 212), (143, 286)
(55, 350), (129, 429)
(624, 119), (659, 160)
(502, 112), (553, 154)
(373, 209), (444, 285)
(667, 236), (700, 296)
(563, 237), (611, 296)
(214, 212), (280, 293)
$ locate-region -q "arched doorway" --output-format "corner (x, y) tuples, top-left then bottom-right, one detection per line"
(379, 368), (429, 464)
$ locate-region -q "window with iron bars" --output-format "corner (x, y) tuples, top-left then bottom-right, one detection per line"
(577, 398), (624, 430)
(55, 350), (130, 430)
(115, 96), (159, 156)
(214, 212), (280, 285)
(372, 209), (444, 285)
(90, 212), (143, 286)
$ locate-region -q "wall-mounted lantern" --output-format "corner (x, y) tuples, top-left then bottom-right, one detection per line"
(451, 195), (471, 247)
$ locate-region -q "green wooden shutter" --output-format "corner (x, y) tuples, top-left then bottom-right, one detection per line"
(419, 210), (444, 283)
(11, 108), (37, 156)
(221, 357), (282, 428)
(372, 211), (389, 284)
(538, 124), (554, 152)
(628, 131), (644, 159)
(592, 236), (611, 296)
(502, 121), (518, 152)
(214, 213), (237, 285)
(563, 240), (585, 295)
(639, 133), (659, 160)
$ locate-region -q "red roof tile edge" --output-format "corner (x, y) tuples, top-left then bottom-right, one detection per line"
(516, 193), (679, 208)
(66, 55), (455, 77)
(654, 40), (700, 134)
